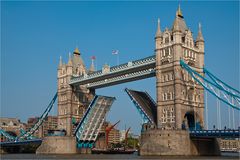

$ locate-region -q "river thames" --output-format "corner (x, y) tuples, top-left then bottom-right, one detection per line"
(1, 152), (239, 160)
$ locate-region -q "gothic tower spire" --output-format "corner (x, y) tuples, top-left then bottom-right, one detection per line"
(155, 18), (161, 38)
(172, 4), (187, 33)
(74, 47), (80, 55)
(176, 4), (183, 18)
(59, 56), (62, 67)
(89, 56), (95, 73)
(68, 52), (72, 65)
(196, 23), (204, 42)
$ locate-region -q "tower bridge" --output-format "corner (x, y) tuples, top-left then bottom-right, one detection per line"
(1, 5), (239, 156)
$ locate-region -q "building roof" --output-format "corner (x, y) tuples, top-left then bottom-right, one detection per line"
(172, 5), (188, 33)
(0, 117), (22, 126)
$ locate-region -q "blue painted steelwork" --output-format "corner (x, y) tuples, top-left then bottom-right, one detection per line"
(74, 95), (99, 138)
(189, 129), (240, 138)
(180, 60), (240, 110)
(0, 129), (16, 141)
(1, 93), (57, 142)
(125, 88), (152, 124)
(19, 129), (36, 140)
(74, 95), (115, 148)
(18, 93), (58, 140)
(203, 68), (240, 106)
(203, 68), (240, 94)
(0, 139), (42, 146)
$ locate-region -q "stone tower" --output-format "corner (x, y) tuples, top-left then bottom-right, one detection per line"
(57, 48), (95, 136)
(155, 6), (205, 130)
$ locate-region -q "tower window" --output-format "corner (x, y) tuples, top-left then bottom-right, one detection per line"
(185, 49), (187, 57)
(164, 93), (168, 100)
(182, 37), (185, 43)
(165, 75), (168, 81)
(165, 48), (169, 56)
(167, 93), (171, 100)
(165, 37), (169, 44)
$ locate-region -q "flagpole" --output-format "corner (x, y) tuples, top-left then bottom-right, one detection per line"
(117, 54), (119, 66)
(95, 59), (97, 71)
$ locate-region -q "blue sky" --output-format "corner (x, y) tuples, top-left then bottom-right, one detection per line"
(1, 1), (239, 134)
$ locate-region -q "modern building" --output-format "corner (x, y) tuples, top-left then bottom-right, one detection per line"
(94, 121), (121, 149)
(108, 127), (120, 144)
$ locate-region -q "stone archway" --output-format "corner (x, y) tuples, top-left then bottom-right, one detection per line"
(184, 112), (195, 130)
(183, 111), (202, 131)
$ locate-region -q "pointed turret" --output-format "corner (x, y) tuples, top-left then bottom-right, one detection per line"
(176, 4), (183, 18)
(196, 23), (205, 54)
(89, 57), (95, 73)
(172, 5), (187, 33)
(196, 23), (204, 42)
(73, 47), (80, 55)
(59, 56), (62, 67)
(72, 47), (86, 75)
(68, 52), (73, 66)
(155, 18), (161, 38)
(172, 18), (180, 32)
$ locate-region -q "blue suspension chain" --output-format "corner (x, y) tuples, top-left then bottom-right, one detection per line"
(180, 60), (240, 111)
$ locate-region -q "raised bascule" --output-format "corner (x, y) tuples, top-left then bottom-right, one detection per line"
(1, 6), (239, 155)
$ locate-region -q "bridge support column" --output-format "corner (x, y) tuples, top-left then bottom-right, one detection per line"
(140, 129), (220, 156)
(36, 136), (77, 154)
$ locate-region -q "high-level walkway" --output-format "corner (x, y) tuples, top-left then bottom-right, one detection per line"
(69, 55), (156, 89)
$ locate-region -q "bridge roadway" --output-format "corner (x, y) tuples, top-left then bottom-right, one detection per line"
(69, 55), (156, 88)
(1, 130), (239, 150)
(0, 139), (42, 153)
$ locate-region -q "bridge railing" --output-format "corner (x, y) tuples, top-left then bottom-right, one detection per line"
(70, 55), (155, 84)
(189, 129), (240, 138)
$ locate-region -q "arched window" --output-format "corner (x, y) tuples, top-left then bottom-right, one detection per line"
(162, 76), (164, 82)
(165, 37), (169, 43)
(170, 92), (173, 100)
(169, 73), (172, 80)
(182, 36), (185, 43)
(165, 74), (169, 81)
(164, 93), (168, 100)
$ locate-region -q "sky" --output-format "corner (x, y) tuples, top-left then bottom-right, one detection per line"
(1, 1), (239, 134)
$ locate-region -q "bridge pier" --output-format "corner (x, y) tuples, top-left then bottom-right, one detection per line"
(140, 129), (220, 156)
(36, 136), (77, 154)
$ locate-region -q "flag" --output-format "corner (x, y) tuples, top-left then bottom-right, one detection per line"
(91, 56), (96, 60)
(112, 50), (119, 55)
